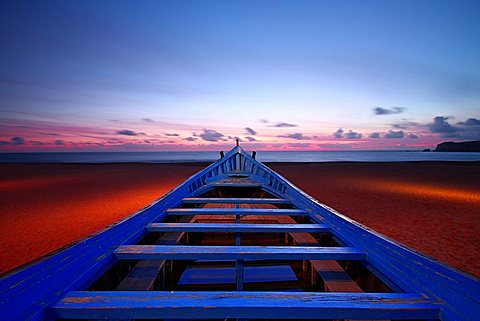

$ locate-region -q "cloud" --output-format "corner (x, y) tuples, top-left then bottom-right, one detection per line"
(286, 142), (313, 148)
(333, 128), (344, 138)
(369, 132), (381, 138)
(183, 136), (197, 142)
(199, 129), (225, 142)
(457, 117), (480, 139)
(278, 133), (312, 140)
(164, 133), (179, 137)
(458, 118), (480, 127)
(384, 130), (405, 138)
(54, 140), (65, 145)
(318, 143), (355, 149)
(38, 132), (60, 136)
(30, 141), (45, 145)
(245, 127), (257, 135)
(427, 116), (462, 136)
(346, 130), (362, 139)
(426, 116), (480, 139)
(272, 122), (297, 128)
(391, 121), (419, 129)
(333, 128), (361, 139)
(245, 136), (257, 142)
(259, 119), (269, 123)
(12, 136), (25, 145)
(0, 136), (26, 146)
(142, 118), (154, 123)
(117, 129), (138, 136)
(373, 107), (406, 115)
(407, 133), (418, 139)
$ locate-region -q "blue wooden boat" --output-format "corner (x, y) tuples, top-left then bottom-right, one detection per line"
(1, 143), (479, 320)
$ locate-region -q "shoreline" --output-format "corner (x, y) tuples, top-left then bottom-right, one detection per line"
(1, 161), (479, 277)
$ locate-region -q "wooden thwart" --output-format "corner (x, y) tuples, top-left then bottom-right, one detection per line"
(147, 223), (330, 233)
(310, 260), (363, 292)
(114, 245), (365, 261)
(167, 208), (309, 216)
(115, 260), (165, 291)
(52, 291), (441, 320)
(182, 197), (291, 204)
(212, 182), (263, 187)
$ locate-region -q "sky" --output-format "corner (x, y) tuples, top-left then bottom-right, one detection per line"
(1, 0), (479, 152)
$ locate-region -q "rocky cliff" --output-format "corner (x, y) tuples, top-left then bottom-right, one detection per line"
(435, 140), (480, 152)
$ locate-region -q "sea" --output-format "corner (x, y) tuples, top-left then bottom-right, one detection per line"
(1, 151), (480, 163)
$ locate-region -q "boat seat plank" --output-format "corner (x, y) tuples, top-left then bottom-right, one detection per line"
(147, 223), (330, 233)
(114, 245), (365, 261)
(52, 291), (441, 320)
(211, 176), (262, 188)
(167, 208), (309, 216)
(212, 182), (263, 187)
(115, 260), (166, 291)
(310, 260), (363, 292)
(183, 197), (291, 204)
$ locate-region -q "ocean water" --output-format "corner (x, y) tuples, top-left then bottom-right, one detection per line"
(1, 150), (480, 163)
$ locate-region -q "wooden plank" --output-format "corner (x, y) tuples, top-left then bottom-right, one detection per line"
(183, 197), (291, 204)
(52, 291), (441, 320)
(167, 208), (309, 216)
(147, 223), (330, 233)
(176, 280), (300, 291)
(310, 260), (363, 292)
(114, 245), (365, 261)
(212, 182), (262, 187)
(115, 260), (166, 291)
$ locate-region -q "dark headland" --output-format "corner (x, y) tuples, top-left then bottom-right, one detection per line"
(435, 140), (480, 152)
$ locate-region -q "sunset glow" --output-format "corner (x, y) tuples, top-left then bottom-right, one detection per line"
(349, 179), (480, 204)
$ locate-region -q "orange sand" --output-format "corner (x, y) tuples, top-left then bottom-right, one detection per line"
(0, 162), (479, 277)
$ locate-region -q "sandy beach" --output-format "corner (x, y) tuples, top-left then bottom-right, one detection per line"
(1, 162), (479, 277)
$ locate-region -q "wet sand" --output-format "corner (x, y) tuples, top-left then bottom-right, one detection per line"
(1, 162), (479, 277)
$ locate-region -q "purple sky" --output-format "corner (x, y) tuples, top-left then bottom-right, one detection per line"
(1, 0), (479, 151)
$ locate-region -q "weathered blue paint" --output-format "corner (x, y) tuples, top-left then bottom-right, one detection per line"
(0, 144), (479, 320)
(146, 223), (330, 233)
(51, 291), (442, 320)
(166, 208), (309, 216)
(114, 245), (366, 261)
(212, 182), (263, 187)
(235, 202), (244, 290)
